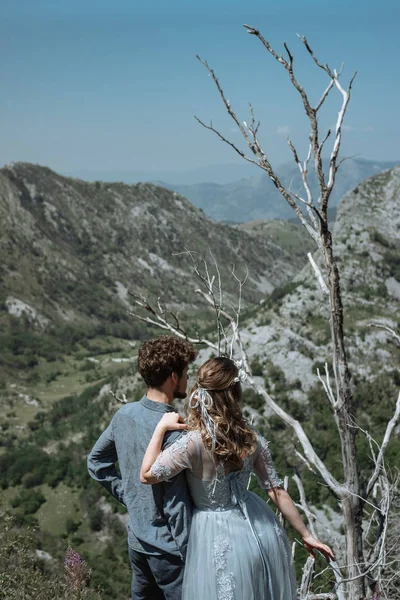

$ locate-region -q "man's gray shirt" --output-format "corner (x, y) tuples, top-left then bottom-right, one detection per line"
(87, 396), (193, 559)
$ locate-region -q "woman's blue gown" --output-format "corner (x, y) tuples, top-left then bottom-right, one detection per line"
(151, 430), (297, 600)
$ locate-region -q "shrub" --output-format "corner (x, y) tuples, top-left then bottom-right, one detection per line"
(88, 506), (103, 532)
(243, 388), (264, 411)
(266, 281), (301, 307)
(0, 515), (100, 599)
(384, 248), (400, 280)
(371, 230), (392, 248)
(11, 489), (46, 514)
(250, 356), (264, 377)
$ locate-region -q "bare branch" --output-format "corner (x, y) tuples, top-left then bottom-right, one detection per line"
(243, 25), (289, 68)
(365, 391), (400, 498)
(194, 116), (260, 167)
(286, 136), (323, 236)
(293, 473), (318, 538)
(196, 55), (254, 144)
(128, 293), (218, 351)
(244, 26), (330, 198)
(306, 595), (337, 600)
(369, 322), (400, 346)
(315, 78), (335, 112)
(283, 42), (294, 65)
(197, 43), (324, 241)
(298, 556), (315, 599)
(336, 153), (362, 170)
(249, 376), (344, 495)
(316, 363), (337, 408)
(308, 253), (330, 295)
(325, 70), (357, 204)
(297, 34), (334, 78)
(110, 390), (128, 404)
(295, 450), (318, 475)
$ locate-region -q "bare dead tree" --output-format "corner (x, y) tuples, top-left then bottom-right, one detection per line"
(128, 26), (400, 599)
(192, 26), (368, 598)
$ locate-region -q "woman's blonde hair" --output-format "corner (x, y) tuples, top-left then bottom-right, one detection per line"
(185, 356), (257, 469)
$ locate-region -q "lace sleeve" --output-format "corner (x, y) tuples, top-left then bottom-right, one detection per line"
(253, 434), (283, 490)
(150, 431), (199, 482)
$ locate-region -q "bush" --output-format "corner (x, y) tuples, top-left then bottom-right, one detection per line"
(0, 446), (51, 488)
(384, 248), (400, 280)
(268, 281), (301, 305)
(11, 489), (46, 514)
(88, 506), (103, 532)
(249, 356), (264, 377)
(80, 360), (96, 372)
(21, 472), (43, 489)
(66, 517), (81, 534)
(243, 388), (264, 411)
(45, 370), (62, 384)
(371, 230), (392, 248)
(0, 515), (100, 599)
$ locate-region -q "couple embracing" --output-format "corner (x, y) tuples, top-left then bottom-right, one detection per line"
(88, 335), (333, 600)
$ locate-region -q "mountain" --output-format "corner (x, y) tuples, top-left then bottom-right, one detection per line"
(239, 220), (314, 262)
(162, 158), (400, 222)
(0, 162), (313, 381)
(1, 164), (399, 599)
(240, 165), (400, 386)
(67, 162), (255, 186)
(0, 163), (294, 319)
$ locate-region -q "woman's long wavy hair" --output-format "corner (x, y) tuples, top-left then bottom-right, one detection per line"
(185, 357), (258, 469)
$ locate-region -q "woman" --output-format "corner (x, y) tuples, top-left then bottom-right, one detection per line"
(141, 357), (334, 600)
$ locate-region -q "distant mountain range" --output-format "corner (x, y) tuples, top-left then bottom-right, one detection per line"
(160, 158), (400, 222)
(67, 162), (256, 186)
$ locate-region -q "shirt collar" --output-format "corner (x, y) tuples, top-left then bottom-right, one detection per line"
(140, 396), (176, 413)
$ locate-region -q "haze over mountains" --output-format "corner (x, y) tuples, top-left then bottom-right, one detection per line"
(68, 158), (399, 223)
(68, 162), (256, 186)
(161, 158), (400, 222)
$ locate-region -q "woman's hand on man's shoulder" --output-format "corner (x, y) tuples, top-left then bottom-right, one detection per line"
(157, 413), (188, 433)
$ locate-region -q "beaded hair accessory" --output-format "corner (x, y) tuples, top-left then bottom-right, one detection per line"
(188, 359), (248, 452)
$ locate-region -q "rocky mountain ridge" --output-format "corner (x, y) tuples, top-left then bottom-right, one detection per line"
(0, 162), (308, 341)
(239, 165), (400, 401)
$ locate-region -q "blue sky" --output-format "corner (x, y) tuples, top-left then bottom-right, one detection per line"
(1, 0), (399, 180)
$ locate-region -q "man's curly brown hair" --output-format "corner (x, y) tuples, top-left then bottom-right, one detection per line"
(138, 335), (198, 388)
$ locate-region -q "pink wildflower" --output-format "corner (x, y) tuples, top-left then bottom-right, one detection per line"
(65, 546), (91, 593)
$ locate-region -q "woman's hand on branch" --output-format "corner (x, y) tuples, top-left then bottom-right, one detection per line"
(302, 534), (335, 562)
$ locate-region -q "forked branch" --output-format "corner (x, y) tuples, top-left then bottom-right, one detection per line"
(196, 26), (356, 224)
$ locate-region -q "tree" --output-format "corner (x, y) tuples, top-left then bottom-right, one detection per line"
(129, 26), (400, 600)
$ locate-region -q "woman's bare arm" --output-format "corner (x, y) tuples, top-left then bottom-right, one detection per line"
(267, 487), (335, 561)
(140, 413), (187, 484)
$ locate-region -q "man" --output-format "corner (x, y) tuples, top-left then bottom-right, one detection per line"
(87, 335), (198, 600)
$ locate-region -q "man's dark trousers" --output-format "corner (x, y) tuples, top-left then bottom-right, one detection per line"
(128, 546), (184, 600)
